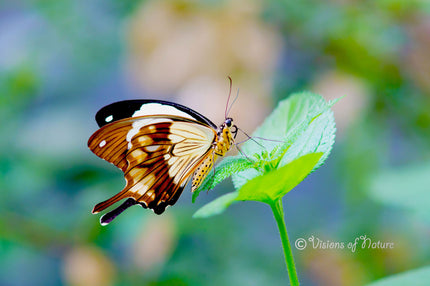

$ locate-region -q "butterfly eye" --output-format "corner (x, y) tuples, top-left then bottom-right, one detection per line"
(225, 118), (233, 127)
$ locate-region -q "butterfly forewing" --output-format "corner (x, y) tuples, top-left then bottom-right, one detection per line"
(95, 99), (217, 128)
(88, 115), (216, 216)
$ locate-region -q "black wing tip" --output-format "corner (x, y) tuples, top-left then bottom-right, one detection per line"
(94, 99), (217, 128)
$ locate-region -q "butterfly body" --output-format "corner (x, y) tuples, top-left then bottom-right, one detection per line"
(191, 117), (235, 191)
(88, 100), (236, 224)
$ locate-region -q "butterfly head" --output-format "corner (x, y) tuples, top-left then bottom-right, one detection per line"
(217, 117), (238, 139)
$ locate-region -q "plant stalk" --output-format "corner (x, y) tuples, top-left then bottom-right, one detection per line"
(270, 199), (299, 286)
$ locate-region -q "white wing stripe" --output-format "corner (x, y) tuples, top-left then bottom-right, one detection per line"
(132, 103), (197, 120)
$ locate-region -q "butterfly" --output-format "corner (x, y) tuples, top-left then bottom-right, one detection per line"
(88, 85), (239, 225)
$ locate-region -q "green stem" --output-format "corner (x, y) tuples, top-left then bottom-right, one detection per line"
(270, 199), (299, 286)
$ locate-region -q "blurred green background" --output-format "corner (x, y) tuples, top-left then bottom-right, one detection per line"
(1, 0), (430, 285)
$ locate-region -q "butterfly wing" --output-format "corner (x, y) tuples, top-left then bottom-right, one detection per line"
(88, 115), (216, 219)
(95, 99), (217, 129)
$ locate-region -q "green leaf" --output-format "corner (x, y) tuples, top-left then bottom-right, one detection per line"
(279, 106), (336, 169)
(365, 265), (430, 286)
(194, 153), (323, 218)
(368, 163), (430, 221)
(236, 153), (323, 203)
(232, 92), (337, 190)
(193, 192), (239, 218)
(192, 156), (255, 202)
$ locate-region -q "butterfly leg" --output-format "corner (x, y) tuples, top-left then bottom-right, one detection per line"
(234, 143), (255, 164)
(236, 127), (265, 149)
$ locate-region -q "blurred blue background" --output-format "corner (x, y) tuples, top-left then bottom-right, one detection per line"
(1, 0), (430, 285)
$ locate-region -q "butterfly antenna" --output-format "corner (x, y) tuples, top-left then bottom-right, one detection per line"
(226, 88), (239, 117)
(225, 76), (233, 119)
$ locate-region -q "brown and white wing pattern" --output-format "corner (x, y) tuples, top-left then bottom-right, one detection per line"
(88, 116), (216, 222)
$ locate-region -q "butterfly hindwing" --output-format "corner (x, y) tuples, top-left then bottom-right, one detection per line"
(88, 115), (216, 217)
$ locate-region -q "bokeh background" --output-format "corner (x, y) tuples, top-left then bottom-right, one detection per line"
(1, 0), (430, 285)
